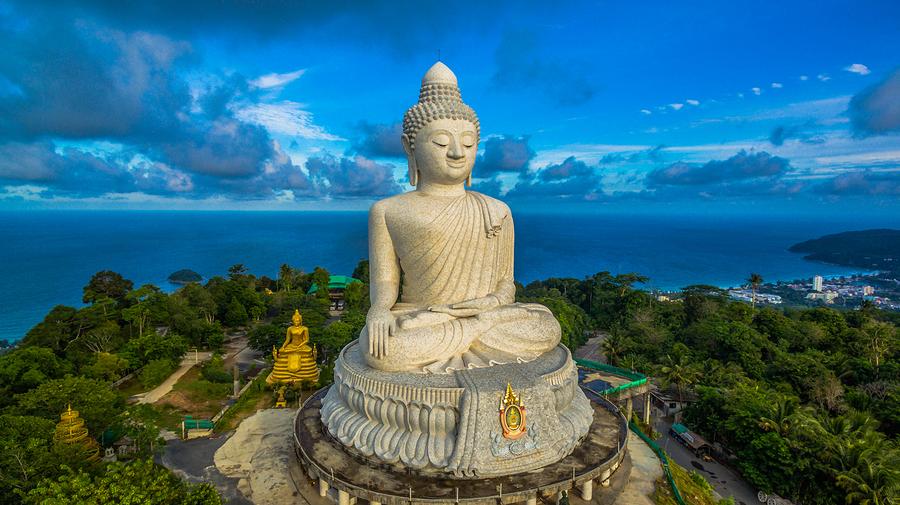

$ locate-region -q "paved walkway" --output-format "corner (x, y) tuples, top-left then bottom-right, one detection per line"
(617, 432), (663, 505)
(134, 352), (211, 404)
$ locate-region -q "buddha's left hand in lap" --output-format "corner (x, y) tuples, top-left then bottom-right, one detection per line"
(428, 295), (501, 318)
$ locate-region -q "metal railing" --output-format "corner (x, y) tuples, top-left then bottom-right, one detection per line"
(575, 358), (649, 396)
(293, 387), (630, 505)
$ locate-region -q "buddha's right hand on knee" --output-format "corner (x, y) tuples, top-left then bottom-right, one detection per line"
(367, 309), (397, 358)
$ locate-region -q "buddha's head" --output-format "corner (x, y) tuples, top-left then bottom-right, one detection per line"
(292, 309), (302, 326)
(402, 62), (480, 187)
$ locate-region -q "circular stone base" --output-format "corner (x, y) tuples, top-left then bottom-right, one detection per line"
(294, 388), (627, 504)
(319, 341), (594, 477)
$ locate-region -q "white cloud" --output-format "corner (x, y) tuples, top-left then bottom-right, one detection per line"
(234, 101), (344, 141)
(532, 143), (651, 166)
(817, 73), (831, 82)
(844, 63), (871, 75)
(751, 87), (762, 95)
(250, 69), (307, 89)
(640, 109), (652, 115)
(799, 75), (809, 81)
(0, 184), (47, 200)
(814, 150), (900, 166)
(771, 82), (783, 89)
(692, 96), (850, 125)
(686, 99), (700, 106)
(273, 189), (296, 202)
(669, 103), (684, 110)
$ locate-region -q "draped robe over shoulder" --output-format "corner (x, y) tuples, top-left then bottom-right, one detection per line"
(361, 191), (561, 373)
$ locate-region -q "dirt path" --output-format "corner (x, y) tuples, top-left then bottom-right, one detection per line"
(135, 352), (211, 404)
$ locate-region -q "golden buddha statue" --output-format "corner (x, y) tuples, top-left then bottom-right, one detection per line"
(267, 309), (319, 386)
(54, 404), (100, 462)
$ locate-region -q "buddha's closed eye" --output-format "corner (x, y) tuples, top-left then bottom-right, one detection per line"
(432, 134), (450, 147)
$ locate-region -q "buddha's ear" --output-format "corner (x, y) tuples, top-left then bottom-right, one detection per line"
(401, 133), (413, 157)
(401, 134), (418, 187)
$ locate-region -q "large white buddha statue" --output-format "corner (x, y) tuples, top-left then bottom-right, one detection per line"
(320, 62), (592, 477)
(362, 61), (560, 374)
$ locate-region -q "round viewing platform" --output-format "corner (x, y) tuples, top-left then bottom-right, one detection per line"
(293, 386), (629, 505)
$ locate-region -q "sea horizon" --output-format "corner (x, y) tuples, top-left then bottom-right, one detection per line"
(2, 209), (897, 342)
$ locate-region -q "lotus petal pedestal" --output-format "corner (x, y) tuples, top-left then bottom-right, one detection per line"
(320, 340), (593, 478)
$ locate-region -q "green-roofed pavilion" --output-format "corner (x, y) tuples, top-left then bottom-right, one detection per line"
(307, 275), (362, 294)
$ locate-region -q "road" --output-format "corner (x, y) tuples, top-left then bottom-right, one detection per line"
(158, 434), (252, 505)
(574, 333), (609, 362)
(653, 417), (759, 505)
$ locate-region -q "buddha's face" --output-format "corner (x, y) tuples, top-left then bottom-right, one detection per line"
(406, 118), (478, 186)
(292, 314), (302, 326)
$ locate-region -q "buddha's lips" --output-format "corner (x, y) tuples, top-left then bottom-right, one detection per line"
(446, 160), (466, 169)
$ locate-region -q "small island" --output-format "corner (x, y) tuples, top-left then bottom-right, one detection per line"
(789, 228), (900, 273)
(168, 269), (203, 284)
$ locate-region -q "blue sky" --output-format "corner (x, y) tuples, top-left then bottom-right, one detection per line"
(0, 0), (898, 213)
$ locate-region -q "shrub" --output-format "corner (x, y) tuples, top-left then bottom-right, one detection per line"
(200, 354), (232, 384)
(139, 359), (176, 389)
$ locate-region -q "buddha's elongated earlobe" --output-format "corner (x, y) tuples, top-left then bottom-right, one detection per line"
(402, 134), (418, 187)
(466, 173), (472, 187)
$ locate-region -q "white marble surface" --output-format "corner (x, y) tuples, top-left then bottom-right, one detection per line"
(319, 62), (591, 478)
(363, 62), (560, 374)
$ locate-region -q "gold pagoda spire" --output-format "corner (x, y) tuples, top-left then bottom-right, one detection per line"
(54, 404), (100, 462)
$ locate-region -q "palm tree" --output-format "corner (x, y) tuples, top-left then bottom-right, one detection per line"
(658, 354), (702, 404)
(836, 459), (900, 505)
(758, 396), (804, 438)
(747, 272), (764, 308)
(600, 332), (625, 366)
(279, 263), (293, 293)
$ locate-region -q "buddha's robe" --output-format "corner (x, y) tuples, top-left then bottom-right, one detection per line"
(362, 191), (560, 373)
(282, 328), (311, 371)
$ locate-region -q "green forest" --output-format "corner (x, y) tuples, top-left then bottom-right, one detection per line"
(0, 264), (897, 505)
(520, 274), (899, 505)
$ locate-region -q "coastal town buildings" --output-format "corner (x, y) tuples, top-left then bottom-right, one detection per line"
(806, 291), (838, 303)
(813, 275), (823, 292)
(728, 289), (783, 304)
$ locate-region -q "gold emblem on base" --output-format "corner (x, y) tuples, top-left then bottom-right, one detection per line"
(499, 383), (526, 440)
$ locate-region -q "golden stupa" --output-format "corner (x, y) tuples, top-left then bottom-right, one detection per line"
(54, 404), (100, 462)
(267, 309), (320, 386)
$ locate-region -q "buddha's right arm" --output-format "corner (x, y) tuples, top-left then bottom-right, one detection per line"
(368, 201), (400, 312)
(367, 202), (400, 357)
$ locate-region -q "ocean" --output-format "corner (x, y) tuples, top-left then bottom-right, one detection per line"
(1, 210), (896, 342)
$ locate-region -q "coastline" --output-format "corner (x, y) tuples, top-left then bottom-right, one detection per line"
(3, 211), (897, 342)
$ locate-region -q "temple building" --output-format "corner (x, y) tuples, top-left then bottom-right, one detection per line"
(306, 275), (362, 312)
(54, 404), (100, 462)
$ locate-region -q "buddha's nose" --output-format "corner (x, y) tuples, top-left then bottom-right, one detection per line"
(447, 138), (464, 160)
